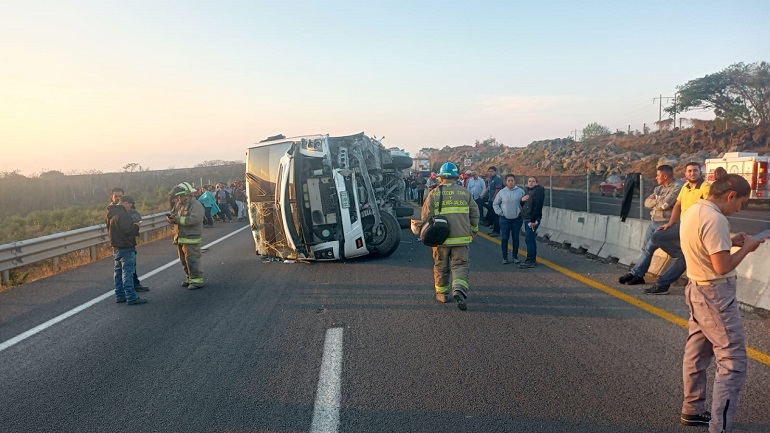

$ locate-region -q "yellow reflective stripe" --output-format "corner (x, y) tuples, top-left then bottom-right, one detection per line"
(189, 277), (204, 284)
(453, 278), (468, 289)
(180, 216), (187, 225)
(471, 225), (478, 231)
(435, 285), (449, 292)
(437, 206), (469, 214)
(443, 236), (472, 245)
(178, 237), (202, 244)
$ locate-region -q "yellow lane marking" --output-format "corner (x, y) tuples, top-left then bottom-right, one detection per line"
(476, 232), (770, 368)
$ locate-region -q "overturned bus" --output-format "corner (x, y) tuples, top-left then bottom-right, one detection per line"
(245, 133), (414, 260)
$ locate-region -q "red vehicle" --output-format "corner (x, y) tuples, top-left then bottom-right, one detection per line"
(598, 174), (625, 197)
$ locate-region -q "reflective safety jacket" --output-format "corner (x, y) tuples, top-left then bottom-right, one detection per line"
(420, 181), (480, 246)
(171, 196), (204, 245)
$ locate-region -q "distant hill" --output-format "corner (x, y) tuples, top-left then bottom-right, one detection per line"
(0, 163), (245, 218)
(423, 121), (770, 178)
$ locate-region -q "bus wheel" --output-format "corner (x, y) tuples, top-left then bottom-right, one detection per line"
(364, 212), (401, 257)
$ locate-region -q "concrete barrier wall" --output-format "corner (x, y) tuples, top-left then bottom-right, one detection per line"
(540, 206), (770, 314)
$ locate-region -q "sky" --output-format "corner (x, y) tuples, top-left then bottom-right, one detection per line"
(2, 0), (769, 176)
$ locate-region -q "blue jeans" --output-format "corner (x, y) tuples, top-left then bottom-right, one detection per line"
(631, 221), (665, 277)
(651, 222), (687, 288)
(499, 216), (523, 260)
(523, 219), (539, 262)
(113, 248), (137, 301)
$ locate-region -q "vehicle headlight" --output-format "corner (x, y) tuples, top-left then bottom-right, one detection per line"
(301, 138), (323, 151)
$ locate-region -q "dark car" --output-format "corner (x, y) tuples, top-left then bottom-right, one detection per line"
(599, 174), (625, 197)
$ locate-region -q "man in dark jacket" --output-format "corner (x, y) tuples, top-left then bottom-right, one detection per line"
(106, 195), (147, 305)
(519, 176), (546, 268)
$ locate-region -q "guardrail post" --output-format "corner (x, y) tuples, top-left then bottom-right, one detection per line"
(52, 256), (60, 272)
(586, 173), (591, 213)
(90, 246), (97, 261)
(2, 270), (9, 286)
(549, 174), (553, 207)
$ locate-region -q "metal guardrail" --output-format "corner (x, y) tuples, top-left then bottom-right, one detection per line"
(0, 212), (171, 285)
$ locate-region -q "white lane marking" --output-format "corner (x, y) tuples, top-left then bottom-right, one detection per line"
(0, 225), (250, 353)
(310, 327), (344, 433)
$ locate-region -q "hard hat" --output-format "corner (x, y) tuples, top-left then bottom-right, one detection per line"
(170, 181), (195, 196)
(438, 162), (459, 178)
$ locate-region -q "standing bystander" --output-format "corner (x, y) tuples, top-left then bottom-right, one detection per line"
(678, 167), (763, 432)
(106, 195), (147, 305)
(109, 188), (149, 292)
(493, 174), (526, 264)
(519, 176), (545, 268)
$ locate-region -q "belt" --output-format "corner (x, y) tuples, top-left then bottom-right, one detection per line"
(693, 276), (737, 286)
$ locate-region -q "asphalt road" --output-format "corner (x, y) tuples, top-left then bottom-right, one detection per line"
(2, 222), (770, 433)
(549, 189), (770, 234)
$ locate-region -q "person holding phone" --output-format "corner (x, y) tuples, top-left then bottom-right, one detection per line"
(167, 182), (205, 290)
(678, 167), (764, 431)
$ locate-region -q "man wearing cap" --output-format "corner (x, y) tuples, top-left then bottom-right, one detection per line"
(109, 188), (149, 292)
(106, 195), (147, 305)
(167, 182), (205, 289)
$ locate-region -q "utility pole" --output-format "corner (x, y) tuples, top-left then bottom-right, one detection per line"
(653, 94), (674, 122)
(570, 130), (578, 141)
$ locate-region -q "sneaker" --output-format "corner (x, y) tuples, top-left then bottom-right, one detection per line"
(619, 273), (645, 285)
(135, 284), (150, 292)
(181, 281), (190, 287)
(518, 261), (536, 269)
(512, 257), (521, 264)
(435, 292), (451, 303)
(489, 231), (500, 237)
(126, 297), (148, 305)
(116, 298), (126, 304)
(502, 258), (509, 265)
(453, 290), (467, 311)
(680, 411), (711, 426)
(644, 284), (670, 295)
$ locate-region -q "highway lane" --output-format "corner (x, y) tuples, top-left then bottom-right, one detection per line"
(549, 189), (770, 234)
(2, 222), (770, 433)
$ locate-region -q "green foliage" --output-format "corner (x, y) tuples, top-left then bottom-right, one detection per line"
(667, 61), (770, 126)
(580, 122), (611, 140)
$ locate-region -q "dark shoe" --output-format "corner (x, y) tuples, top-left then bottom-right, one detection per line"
(644, 284), (669, 295)
(116, 298), (126, 304)
(502, 258), (509, 265)
(518, 261), (536, 269)
(127, 297), (148, 305)
(619, 273), (645, 285)
(187, 283), (204, 290)
(435, 292), (451, 303)
(489, 231), (499, 237)
(181, 281), (190, 287)
(135, 285), (150, 292)
(680, 411), (710, 426)
(453, 290), (467, 311)
(511, 257), (521, 264)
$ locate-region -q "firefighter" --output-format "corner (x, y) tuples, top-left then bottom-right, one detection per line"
(420, 162), (480, 310)
(167, 182), (205, 289)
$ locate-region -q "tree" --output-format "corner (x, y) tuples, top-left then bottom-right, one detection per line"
(580, 122), (611, 140)
(666, 61), (770, 126)
(123, 162), (140, 172)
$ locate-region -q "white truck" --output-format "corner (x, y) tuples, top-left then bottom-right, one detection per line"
(705, 152), (770, 207)
(245, 133), (413, 260)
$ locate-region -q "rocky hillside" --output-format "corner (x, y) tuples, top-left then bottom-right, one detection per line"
(422, 122), (770, 177)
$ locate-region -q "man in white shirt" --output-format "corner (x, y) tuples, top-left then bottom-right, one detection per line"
(465, 171), (485, 219)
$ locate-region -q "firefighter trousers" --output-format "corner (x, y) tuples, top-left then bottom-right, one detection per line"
(177, 243), (204, 285)
(433, 245), (469, 296)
